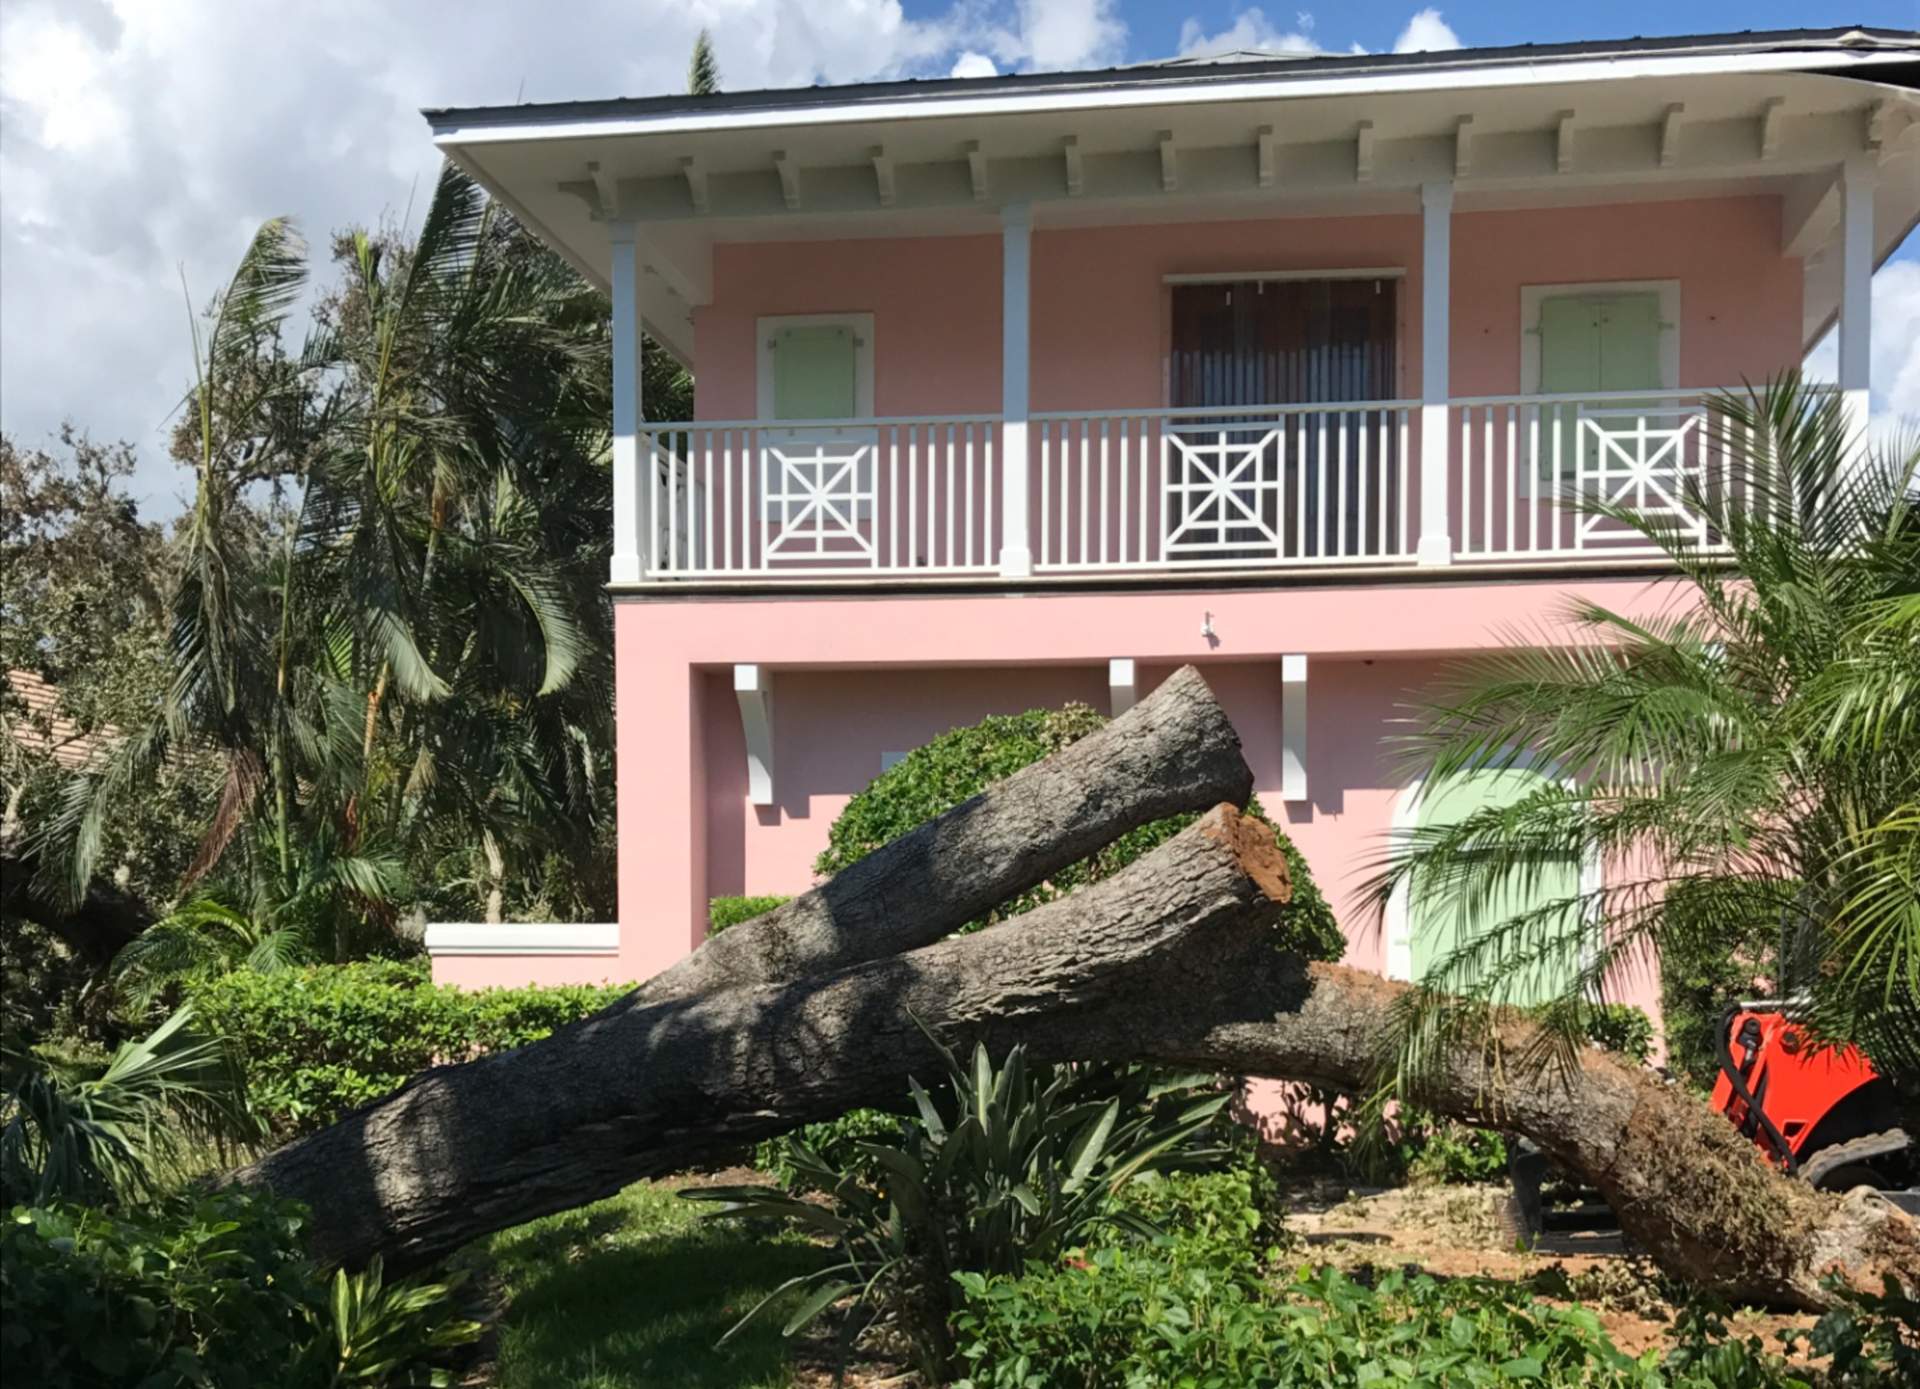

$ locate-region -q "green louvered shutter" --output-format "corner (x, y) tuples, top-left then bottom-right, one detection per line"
(772, 324), (857, 420)
(1536, 292), (1662, 484)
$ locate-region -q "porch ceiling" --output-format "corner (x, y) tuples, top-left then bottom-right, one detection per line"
(427, 30), (1920, 363)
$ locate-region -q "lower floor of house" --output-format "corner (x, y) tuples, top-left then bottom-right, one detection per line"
(427, 575), (1668, 1040)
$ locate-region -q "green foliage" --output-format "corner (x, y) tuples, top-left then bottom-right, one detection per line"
(1580, 1002), (1657, 1066)
(750, 1105), (901, 1187)
(688, 29), (721, 95)
(1372, 379), (1920, 1093)
(816, 703), (1343, 960)
(707, 894), (789, 937)
(1392, 1105), (1512, 1187)
(1660, 888), (1774, 1090)
(1108, 1159), (1292, 1273)
(687, 1037), (1233, 1378)
(189, 960), (626, 1135)
(0, 1189), (479, 1387)
(1, 1005), (255, 1205)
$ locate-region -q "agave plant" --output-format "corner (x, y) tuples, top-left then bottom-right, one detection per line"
(0, 1005), (257, 1205)
(686, 1031), (1230, 1376)
(1368, 376), (1920, 1093)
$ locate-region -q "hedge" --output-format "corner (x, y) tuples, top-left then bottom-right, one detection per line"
(189, 961), (628, 1136)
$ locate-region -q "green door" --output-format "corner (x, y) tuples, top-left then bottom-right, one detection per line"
(1536, 292), (1663, 487)
(1408, 767), (1583, 1005)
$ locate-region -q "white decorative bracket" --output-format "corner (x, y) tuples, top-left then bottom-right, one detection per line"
(773, 150), (801, 210)
(1256, 125), (1276, 188)
(965, 141), (989, 201)
(734, 664), (774, 806)
(1109, 658), (1137, 717)
(680, 155), (708, 213)
(1759, 97), (1786, 161)
(1355, 120), (1375, 182)
(1659, 104), (1685, 169)
(1063, 136), (1085, 196)
(1453, 116), (1474, 178)
(1280, 655), (1308, 803)
(1555, 111), (1577, 174)
(1158, 131), (1178, 192)
(870, 145), (895, 207)
(587, 161), (619, 220)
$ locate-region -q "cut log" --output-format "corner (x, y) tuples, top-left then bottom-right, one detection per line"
(237, 804), (1291, 1272)
(238, 803), (1916, 1308)
(627, 663), (1253, 1007)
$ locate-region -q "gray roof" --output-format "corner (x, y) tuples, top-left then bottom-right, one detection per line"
(424, 25), (1920, 131)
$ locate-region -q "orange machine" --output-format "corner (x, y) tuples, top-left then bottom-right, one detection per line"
(1710, 1002), (1912, 1194)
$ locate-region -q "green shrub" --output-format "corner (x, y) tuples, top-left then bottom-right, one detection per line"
(1660, 884), (1774, 1091)
(688, 1043), (1234, 1379)
(0, 1190), (478, 1387)
(1583, 1002), (1657, 1065)
(707, 894), (789, 936)
(189, 962), (627, 1136)
(815, 703), (1344, 960)
(1109, 1159), (1292, 1273)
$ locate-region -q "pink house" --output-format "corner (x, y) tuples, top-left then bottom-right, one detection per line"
(420, 28), (1920, 1024)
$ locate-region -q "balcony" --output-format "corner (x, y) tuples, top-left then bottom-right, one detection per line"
(626, 387), (1765, 586)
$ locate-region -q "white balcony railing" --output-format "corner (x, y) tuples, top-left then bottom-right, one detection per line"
(631, 390), (1748, 583)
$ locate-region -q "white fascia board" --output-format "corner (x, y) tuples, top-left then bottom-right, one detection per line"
(429, 49), (1915, 147)
(425, 922), (619, 955)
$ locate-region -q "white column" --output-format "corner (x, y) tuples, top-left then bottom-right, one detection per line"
(1838, 153), (1875, 444)
(609, 222), (649, 584)
(1417, 181), (1454, 567)
(1280, 654), (1308, 803)
(1108, 658), (1137, 716)
(999, 203), (1034, 578)
(733, 664), (774, 807)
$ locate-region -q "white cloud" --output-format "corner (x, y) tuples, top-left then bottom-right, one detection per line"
(1392, 8), (1462, 54)
(1178, 7), (1321, 58)
(950, 50), (999, 78)
(1016, 0), (1126, 71)
(1804, 249), (1920, 436)
(0, 0), (1116, 516)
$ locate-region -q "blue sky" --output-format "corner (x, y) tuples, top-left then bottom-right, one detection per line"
(1, 1), (1914, 512)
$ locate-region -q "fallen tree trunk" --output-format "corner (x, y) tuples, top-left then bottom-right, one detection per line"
(239, 807), (1916, 1308)
(238, 805), (1289, 1271)
(628, 663), (1253, 1007)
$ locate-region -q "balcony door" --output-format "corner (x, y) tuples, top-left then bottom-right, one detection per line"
(1169, 277), (1398, 561)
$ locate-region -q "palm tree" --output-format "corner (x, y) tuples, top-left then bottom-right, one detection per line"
(1, 1005), (256, 1204)
(1370, 377), (1920, 1092)
(40, 164), (617, 969)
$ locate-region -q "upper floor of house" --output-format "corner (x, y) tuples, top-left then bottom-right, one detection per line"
(427, 26), (1920, 591)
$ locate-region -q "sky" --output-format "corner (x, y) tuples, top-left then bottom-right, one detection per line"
(2, 0), (1916, 515)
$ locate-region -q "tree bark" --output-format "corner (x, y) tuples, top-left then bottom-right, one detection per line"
(238, 806), (1916, 1308)
(625, 663), (1253, 1008)
(237, 804), (1289, 1271)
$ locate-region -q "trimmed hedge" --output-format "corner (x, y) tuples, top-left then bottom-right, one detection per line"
(708, 895), (789, 936)
(816, 703), (1345, 960)
(189, 961), (628, 1136)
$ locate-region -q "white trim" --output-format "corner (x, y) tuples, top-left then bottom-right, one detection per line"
(1000, 204), (1034, 578)
(1162, 268), (1404, 285)
(1416, 180), (1453, 566)
(1518, 279), (1681, 499)
(1108, 658), (1137, 716)
(734, 663), (775, 806)
(610, 225), (644, 584)
(1838, 152), (1875, 442)
(755, 312), (875, 421)
(1279, 654), (1308, 803)
(425, 922), (618, 956)
(430, 47), (1917, 146)
(1383, 756), (1601, 986)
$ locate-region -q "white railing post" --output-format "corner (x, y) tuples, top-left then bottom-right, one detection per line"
(1839, 152), (1875, 446)
(609, 221), (648, 583)
(999, 203), (1034, 578)
(1417, 181), (1453, 566)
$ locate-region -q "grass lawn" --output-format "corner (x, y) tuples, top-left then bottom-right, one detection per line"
(482, 1178), (823, 1388)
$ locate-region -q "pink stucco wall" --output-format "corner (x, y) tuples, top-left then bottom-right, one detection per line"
(693, 195), (1801, 419)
